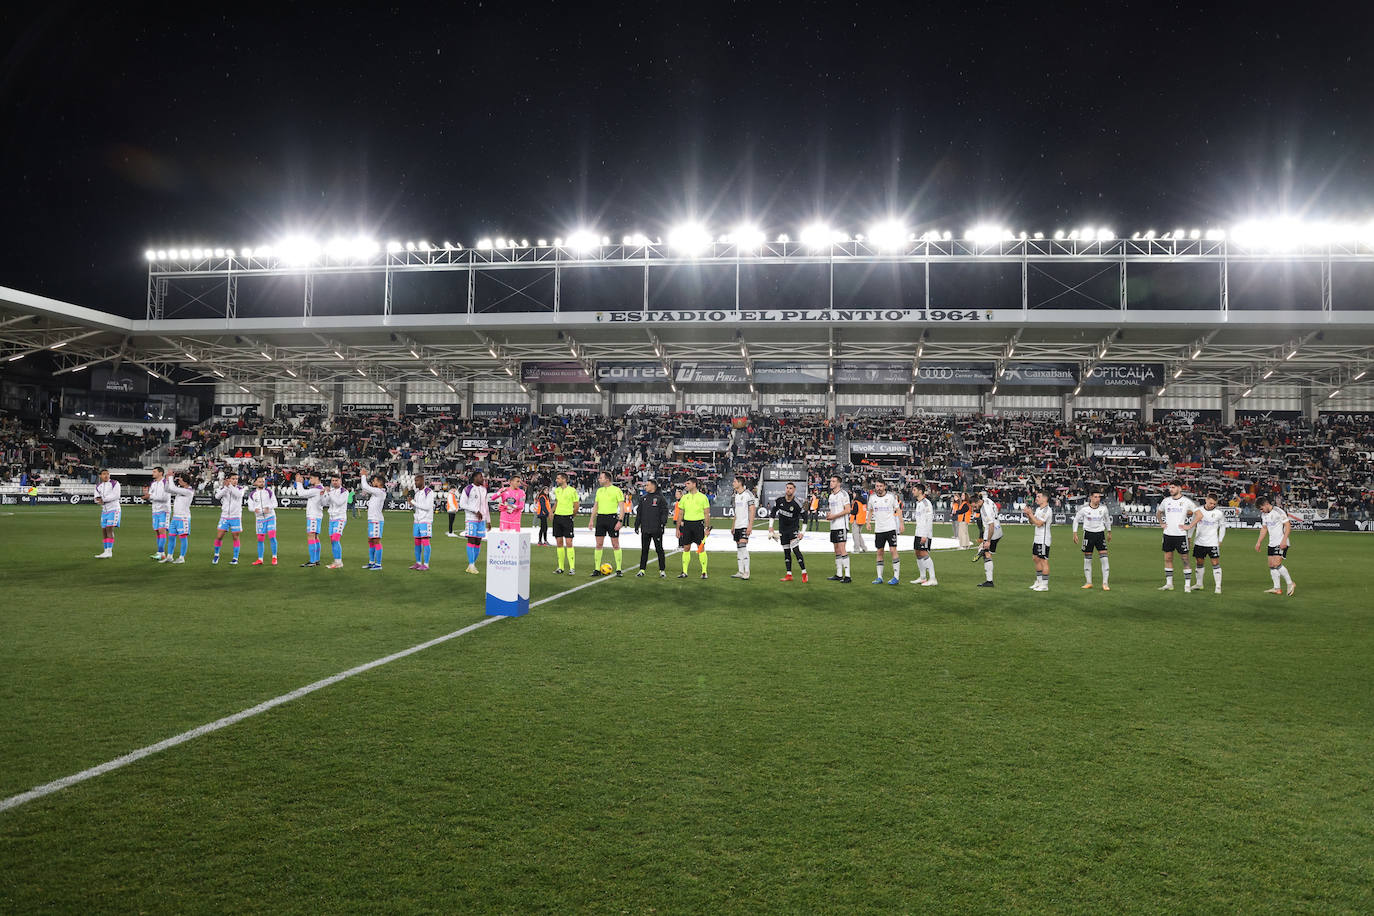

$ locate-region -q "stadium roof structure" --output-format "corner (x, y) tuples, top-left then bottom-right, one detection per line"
(4, 234), (1374, 399)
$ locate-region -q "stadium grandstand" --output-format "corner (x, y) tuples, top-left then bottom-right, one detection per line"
(3, 221), (1373, 527)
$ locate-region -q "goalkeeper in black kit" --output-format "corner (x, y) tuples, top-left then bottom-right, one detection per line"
(768, 481), (808, 583)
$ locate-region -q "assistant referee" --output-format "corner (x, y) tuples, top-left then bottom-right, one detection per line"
(675, 477), (711, 579)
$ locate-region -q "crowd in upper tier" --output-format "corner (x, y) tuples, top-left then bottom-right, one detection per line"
(3, 408), (1372, 518)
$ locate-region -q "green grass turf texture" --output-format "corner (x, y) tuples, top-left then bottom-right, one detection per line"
(0, 506), (1371, 914)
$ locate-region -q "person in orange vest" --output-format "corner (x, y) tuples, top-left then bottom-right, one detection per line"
(849, 486), (869, 553)
(952, 491), (973, 549)
(535, 486), (553, 546)
(445, 480), (462, 537)
(808, 491), (821, 531)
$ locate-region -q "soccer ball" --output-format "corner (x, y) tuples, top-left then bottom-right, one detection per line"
(599, 563), (613, 576)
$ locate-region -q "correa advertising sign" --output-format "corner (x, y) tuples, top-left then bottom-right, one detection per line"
(595, 362), (669, 382)
(1080, 363), (1165, 387)
(521, 361), (593, 384)
(834, 361), (913, 385)
(912, 362), (996, 385)
(999, 362), (1078, 386)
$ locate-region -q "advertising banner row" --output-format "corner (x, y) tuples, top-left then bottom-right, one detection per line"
(521, 360), (1169, 387)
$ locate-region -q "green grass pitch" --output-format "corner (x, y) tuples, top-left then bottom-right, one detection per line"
(1, 506), (1371, 913)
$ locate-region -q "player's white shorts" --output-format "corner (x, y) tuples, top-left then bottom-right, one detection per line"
(306, 517), (321, 535)
(256, 516), (277, 536)
(151, 511), (169, 530)
(169, 517), (190, 536)
(413, 522), (432, 539)
(465, 520), (487, 539)
(100, 510), (121, 528)
(218, 517), (242, 532)
(368, 519), (385, 539)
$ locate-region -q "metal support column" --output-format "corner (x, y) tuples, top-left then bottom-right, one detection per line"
(642, 262), (649, 313)
(735, 261), (741, 316)
(1220, 256), (1229, 315)
(553, 265), (561, 313)
(383, 268), (393, 318)
(467, 267), (475, 315)
(1321, 257), (1332, 313)
(1119, 260), (1128, 310)
(303, 273), (314, 318)
(226, 274), (238, 320)
(1021, 257), (1029, 314)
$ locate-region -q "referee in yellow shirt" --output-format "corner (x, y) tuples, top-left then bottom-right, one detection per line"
(676, 477), (711, 579)
(552, 472), (579, 575)
(590, 471), (626, 577)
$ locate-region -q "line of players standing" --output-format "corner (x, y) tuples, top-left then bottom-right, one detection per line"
(91, 467), (1296, 594)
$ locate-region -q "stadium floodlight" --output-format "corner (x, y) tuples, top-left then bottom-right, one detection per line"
(776, 234), (790, 243)
(732, 224), (766, 251)
(191, 247), (204, 259)
(278, 236), (321, 266)
(477, 238), (493, 250)
(225, 249), (235, 258)
(418, 240), (433, 252)
(565, 229), (601, 252)
(144, 250), (156, 260)
(1143, 230), (1156, 240)
(155, 250), (168, 260)
(867, 219), (907, 251)
(966, 225), (1008, 246)
(1053, 229), (1065, 240)
(536, 238), (546, 247)
(1206, 229), (1226, 241)
(1172, 228), (1186, 240)
(241, 246), (255, 258)
(668, 222), (713, 256)
(178, 249), (191, 259)
(1189, 229), (1201, 240)
(519, 240), (529, 248)
(212, 247), (225, 257)
(387, 241), (403, 253)
(1097, 228), (1115, 241)
(800, 222), (832, 250)
(494, 237), (506, 249)
(326, 237), (352, 260)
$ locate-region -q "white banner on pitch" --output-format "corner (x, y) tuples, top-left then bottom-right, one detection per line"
(485, 530), (531, 616)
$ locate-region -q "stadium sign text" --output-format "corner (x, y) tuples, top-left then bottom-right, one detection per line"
(601, 308), (986, 324)
(1081, 363), (1165, 387)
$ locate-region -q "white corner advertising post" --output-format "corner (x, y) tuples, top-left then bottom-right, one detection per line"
(485, 530), (531, 616)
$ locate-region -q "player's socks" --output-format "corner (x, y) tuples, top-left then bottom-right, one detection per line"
(875, 559), (884, 580)
(614, 548), (623, 571)
(375, 545), (382, 566)
(1270, 568), (1281, 588)
(594, 548), (603, 569)
(213, 539), (221, 560)
(257, 539), (266, 561)
(1084, 558), (1093, 585)
(565, 548), (574, 572)
(414, 539), (423, 563)
(331, 539), (342, 561)
(1277, 565), (1292, 586)
(892, 558), (900, 578)
(1100, 557), (1109, 588)
(698, 550), (708, 574)
(784, 552), (793, 572)
(835, 557), (843, 577)
(683, 551), (691, 574)
(104, 538), (115, 554)
(556, 546), (566, 570)
(984, 558), (995, 582)
(422, 542), (431, 565)
(1213, 567), (1221, 589)
(270, 536), (278, 557)
(842, 555), (850, 577)
(793, 548), (805, 571)
(231, 544), (240, 562)
(1165, 569), (1173, 587)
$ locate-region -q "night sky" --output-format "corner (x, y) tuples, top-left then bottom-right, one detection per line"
(2, 2), (1371, 316)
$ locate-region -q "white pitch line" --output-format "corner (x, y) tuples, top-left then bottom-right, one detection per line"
(0, 568), (636, 814)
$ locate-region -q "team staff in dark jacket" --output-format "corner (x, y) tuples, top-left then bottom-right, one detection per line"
(635, 480), (672, 578)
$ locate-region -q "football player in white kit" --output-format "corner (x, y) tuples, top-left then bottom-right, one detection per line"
(163, 474), (194, 563)
(408, 474), (437, 571)
(359, 473), (389, 570)
(298, 473), (325, 567)
(144, 466), (171, 561)
(1185, 494), (1227, 593)
(730, 476), (758, 580)
(971, 492), (1002, 587)
(212, 472), (245, 565)
(865, 479), (902, 585)
(93, 469), (121, 558)
(459, 471), (490, 574)
(1156, 482), (1198, 591)
(1023, 491), (1053, 591)
(908, 483), (937, 586)
(1072, 490), (1112, 590)
(825, 475), (852, 583)
(322, 475), (350, 569)
(1254, 496), (1296, 595)
(246, 475), (279, 566)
